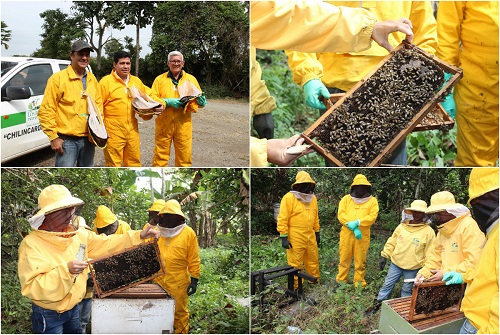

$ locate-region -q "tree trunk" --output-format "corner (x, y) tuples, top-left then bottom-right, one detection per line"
(135, 12), (140, 76)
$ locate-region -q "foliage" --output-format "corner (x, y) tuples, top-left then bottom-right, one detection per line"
(1, 21), (12, 50)
(407, 126), (457, 166)
(252, 168), (473, 236)
(1, 260), (32, 334)
(32, 9), (86, 59)
(1, 168), (248, 334)
(250, 231), (406, 334)
(28, 1), (246, 98)
(254, 50), (324, 166)
(70, 1), (127, 70)
(119, 1), (156, 76)
(190, 245), (249, 333)
(150, 1), (249, 98)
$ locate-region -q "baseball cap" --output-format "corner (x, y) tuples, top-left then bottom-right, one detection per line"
(71, 40), (95, 52)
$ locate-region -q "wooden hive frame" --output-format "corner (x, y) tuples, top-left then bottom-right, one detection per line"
(324, 93), (455, 133)
(302, 41), (462, 166)
(407, 281), (465, 322)
(89, 240), (165, 298)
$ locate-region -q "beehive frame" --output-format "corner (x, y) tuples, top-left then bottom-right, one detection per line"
(407, 281), (465, 322)
(89, 241), (165, 298)
(302, 41), (462, 166)
(324, 94), (454, 132)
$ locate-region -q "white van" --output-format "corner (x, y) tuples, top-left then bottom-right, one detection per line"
(1, 57), (76, 163)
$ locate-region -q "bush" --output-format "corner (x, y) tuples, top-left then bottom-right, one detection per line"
(1, 258), (32, 334)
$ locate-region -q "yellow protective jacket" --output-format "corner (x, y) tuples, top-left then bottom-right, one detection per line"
(154, 225), (201, 289)
(18, 227), (143, 312)
(39, 65), (103, 141)
(251, 47), (277, 117)
(250, 136), (268, 167)
(277, 192), (320, 238)
(151, 70), (201, 114)
(381, 222), (436, 270)
(251, 0), (376, 53)
(460, 223), (499, 334)
(153, 226), (200, 333)
(151, 70), (202, 167)
(436, 1), (499, 166)
(286, 1), (437, 90)
(417, 213), (485, 283)
(92, 220), (131, 235)
(99, 71), (163, 166)
(338, 195), (379, 233)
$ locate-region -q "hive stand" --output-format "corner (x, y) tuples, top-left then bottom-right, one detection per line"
(250, 265), (318, 307)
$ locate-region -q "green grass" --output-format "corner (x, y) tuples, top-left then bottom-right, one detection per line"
(250, 228), (405, 334)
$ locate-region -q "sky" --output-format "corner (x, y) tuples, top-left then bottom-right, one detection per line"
(1, 1), (153, 58)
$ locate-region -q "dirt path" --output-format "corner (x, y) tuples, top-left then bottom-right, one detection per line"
(3, 99), (249, 167)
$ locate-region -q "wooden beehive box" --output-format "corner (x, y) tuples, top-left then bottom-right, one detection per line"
(379, 296), (465, 334)
(89, 240), (165, 298)
(302, 41), (462, 166)
(325, 94), (454, 132)
(407, 281), (465, 321)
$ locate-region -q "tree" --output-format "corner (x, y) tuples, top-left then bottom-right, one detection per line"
(251, 168), (472, 235)
(120, 1), (157, 76)
(32, 9), (86, 59)
(1, 21), (12, 50)
(150, 1), (249, 95)
(71, 1), (125, 71)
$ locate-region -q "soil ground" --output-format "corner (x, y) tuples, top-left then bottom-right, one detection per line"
(2, 98), (249, 167)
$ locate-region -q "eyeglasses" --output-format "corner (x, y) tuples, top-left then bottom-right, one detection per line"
(169, 60), (183, 64)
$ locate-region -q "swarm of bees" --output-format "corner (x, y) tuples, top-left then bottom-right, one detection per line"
(310, 46), (446, 166)
(414, 284), (463, 315)
(91, 243), (161, 293)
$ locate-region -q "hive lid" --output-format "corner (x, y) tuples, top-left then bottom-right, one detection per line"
(89, 240), (165, 298)
(302, 41), (462, 167)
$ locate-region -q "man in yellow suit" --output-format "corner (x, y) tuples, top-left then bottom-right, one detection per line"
(285, 1), (437, 166)
(436, 2), (499, 167)
(38, 40), (103, 167)
(154, 200), (200, 334)
(18, 185), (159, 333)
(337, 174), (379, 287)
(415, 191), (485, 284)
(92, 205), (131, 235)
(151, 51), (206, 167)
(99, 50), (164, 167)
(455, 168), (498, 334)
(277, 171), (320, 288)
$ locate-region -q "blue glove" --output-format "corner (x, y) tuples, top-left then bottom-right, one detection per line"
(187, 277), (198, 295)
(196, 93), (207, 107)
(346, 219), (360, 231)
(163, 98), (183, 108)
(441, 73), (456, 119)
(443, 271), (463, 285)
(353, 227), (362, 240)
(303, 79), (330, 109)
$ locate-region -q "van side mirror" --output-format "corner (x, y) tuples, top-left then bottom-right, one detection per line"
(4, 85), (31, 101)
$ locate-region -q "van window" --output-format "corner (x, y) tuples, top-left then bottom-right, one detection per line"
(1, 61), (18, 76)
(23, 64), (53, 96)
(1, 68), (32, 100)
(59, 64), (69, 71)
